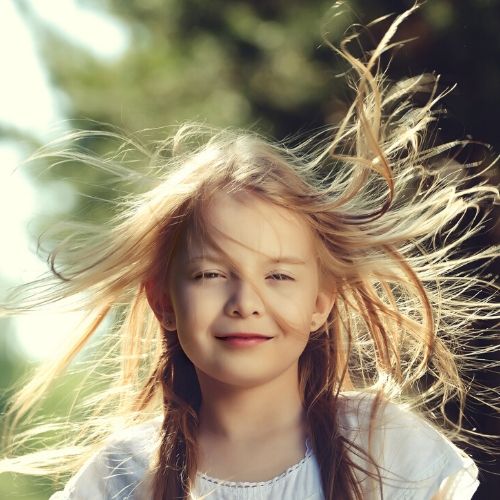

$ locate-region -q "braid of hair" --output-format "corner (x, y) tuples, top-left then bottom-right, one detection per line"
(152, 332), (201, 499)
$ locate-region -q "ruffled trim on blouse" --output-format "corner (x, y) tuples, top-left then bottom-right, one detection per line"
(195, 438), (314, 489)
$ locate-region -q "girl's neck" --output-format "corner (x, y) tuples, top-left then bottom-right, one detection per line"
(195, 366), (309, 484)
(196, 363), (306, 444)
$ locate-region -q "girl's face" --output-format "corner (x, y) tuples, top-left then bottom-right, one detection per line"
(165, 191), (334, 389)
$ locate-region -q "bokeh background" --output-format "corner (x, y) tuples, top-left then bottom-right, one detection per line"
(0, 0), (498, 498)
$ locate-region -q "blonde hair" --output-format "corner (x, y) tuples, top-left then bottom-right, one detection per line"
(1, 4), (498, 499)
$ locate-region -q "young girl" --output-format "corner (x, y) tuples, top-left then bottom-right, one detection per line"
(1, 5), (498, 500)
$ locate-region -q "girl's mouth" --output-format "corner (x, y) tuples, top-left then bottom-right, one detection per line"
(216, 336), (272, 347)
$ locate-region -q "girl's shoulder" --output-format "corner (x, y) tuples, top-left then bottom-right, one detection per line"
(49, 416), (162, 500)
(338, 391), (479, 499)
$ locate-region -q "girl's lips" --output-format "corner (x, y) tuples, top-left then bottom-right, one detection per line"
(216, 336), (272, 347)
(216, 336), (271, 339)
(215, 333), (273, 339)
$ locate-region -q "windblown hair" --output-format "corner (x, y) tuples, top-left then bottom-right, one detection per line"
(1, 5), (498, 499)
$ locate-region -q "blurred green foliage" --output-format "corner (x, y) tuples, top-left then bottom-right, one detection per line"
(2, 0), (499, 498)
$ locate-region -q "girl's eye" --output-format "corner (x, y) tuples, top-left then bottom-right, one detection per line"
(193, 271), (224, 280)
(268, 273), (294, 281)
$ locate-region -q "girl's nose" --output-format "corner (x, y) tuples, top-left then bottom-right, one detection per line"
(224, 278), (265, 318)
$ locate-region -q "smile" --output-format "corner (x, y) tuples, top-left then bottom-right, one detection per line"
(216, 337), (273, 347)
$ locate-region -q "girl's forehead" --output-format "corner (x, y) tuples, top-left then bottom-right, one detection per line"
(186, 192), (317, 262)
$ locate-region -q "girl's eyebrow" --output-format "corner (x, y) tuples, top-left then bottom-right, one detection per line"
(188, 254), (307, 265)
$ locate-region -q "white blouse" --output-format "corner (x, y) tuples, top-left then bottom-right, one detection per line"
(49, 393), (479, 499)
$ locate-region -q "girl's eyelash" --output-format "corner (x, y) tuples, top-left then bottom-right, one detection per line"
(268, 273), (294, 281)
(193, 271), (223, 280)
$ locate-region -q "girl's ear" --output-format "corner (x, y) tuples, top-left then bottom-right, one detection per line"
(144, 279), (177, 332)
(310, 287), (336, 332)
